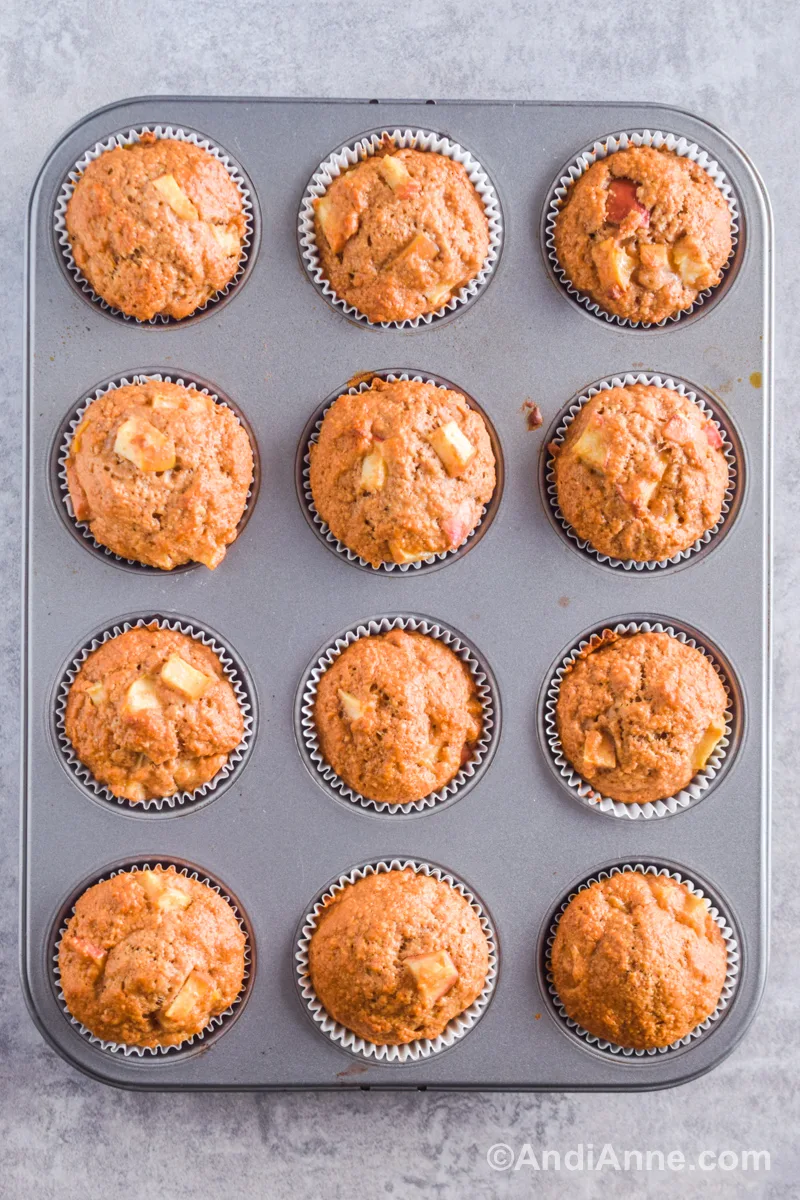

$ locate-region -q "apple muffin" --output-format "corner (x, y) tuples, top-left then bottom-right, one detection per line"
(59, 866), (246, 1048)
(313, 628), (483, 805)
(309, 869), (490, 1044)
(551, 384), (729, 562)
(553, 145), (733, 323)
(309, 377), (496, 567)
(555, 631), (728, 805)
(65, 624), (245, 803)
(313, 144), (490, 322)
(551, 871), (728, 1049)
(66, 380), (253, 570)
(65, 132), (246, 321)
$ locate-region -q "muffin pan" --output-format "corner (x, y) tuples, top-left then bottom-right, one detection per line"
(22, 98), (771, 1091)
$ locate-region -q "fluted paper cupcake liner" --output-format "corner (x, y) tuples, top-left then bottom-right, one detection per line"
(54, 615), (255, 813)
(295, 858), (498, 1063)
(53, 860), (252, 1057)
(297, 615), (499, 816)
(542, 620), (736, 820)
(543, 130), (740, 328)
(298, 371), (502, 574)
(298, 128), (503, 329)
(544, 373), (739, 572)
(541, 862), (740, 1059)
(54, 125), (256, 325)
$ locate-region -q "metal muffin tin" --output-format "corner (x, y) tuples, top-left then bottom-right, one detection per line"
(22, 98), (772, 1091)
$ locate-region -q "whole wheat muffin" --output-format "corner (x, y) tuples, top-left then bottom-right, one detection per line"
(553, 145), (732, 323)
(58, 866), (246, 1048)
(551, 384), (729, 562)
(309, 869), (490, 1044)
(65, 132), (246, 321)
(313, 144), (490, 322)
(313, 629), (482, 805)
(555, 631), (728, 805)
(551, 871), (727, 1049)
(66, 380), (253, 570)
(65, 624), (244, 803)
(309, 377), (496, 567)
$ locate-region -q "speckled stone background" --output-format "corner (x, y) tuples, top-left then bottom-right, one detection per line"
(2, 1), (795, 1196)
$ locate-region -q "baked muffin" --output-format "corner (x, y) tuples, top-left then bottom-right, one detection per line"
(555, 631), (727, 805)
(66, 380), (253, 570)
(551, 871), (727, 1049)
(313, 629), (482, 805)
(313, 144), (490, 322)
(309, 869), (490, 1044)
(65, 624), (244, 802)
(65, 132), (246, 321)
(551, 384), (729, 562)
(309, 377), (496, 567)
(58, 866), (246, 1048)
(553, 145), (732, 323)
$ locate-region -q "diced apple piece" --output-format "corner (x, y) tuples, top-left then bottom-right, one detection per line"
(123, 676), (161, 715)
(440, 500), (473, 549)
(424, 281), (454, 309)
(338, 690), (365, 722)
(570, 422), (609, 472)
(637, 242), (673, 290)
(209, 222), (241, 256)
(606, 895), (627, 912)
(314, 190), (360, 255)
(71, 936), (107, 968)
(86, 682), (106, 706)
(662, 414), (694, 445)
(428, 421), (476, 477)
(149, 392), (181, 411)
(160, 653), (213, 701)
(404, 950), (459, 1006)
(691, 720), (726, 772)
(591, 237), (637, 298)
(671, 235), (715, 289)
(704, 421), (724, 450)
(139, 869), (192, 912)
(114, 415), (176, 473)
(389, 541), (431, 564)
(583, 729), (617, 769)
(378, 155), (420, 199)
(606, 178), (649, 226)
(359, 448), (387, 492)
(161, 971), (214, 1024)
(152, 174), (199, 221)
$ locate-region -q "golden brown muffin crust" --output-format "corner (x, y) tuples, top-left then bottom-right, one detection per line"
(309, 869), (490, 1044)
(309, 378), (496, 567)
(551, 871), (727, 1049)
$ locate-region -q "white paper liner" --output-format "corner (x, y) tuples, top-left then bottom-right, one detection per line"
(301, 372), (499, 573)
(545, 373), (738, 571)
(55, 615), (254, 812)
(543, 130), (740, 328)
(298, 128), (503, 329)
(543, 621), (734, 820)
(57, 373), (257, 571)
(296, 858), (498, 1063)
(54, 125), (255, 324)
(53, 861), (252, 1057)
(299, 615), (497, 815)
(543, 863), (740, 1059)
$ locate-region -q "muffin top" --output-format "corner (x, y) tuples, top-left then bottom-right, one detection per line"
(555, 631), (728, 805)
(313, 629), (482, 805)
(553, 145), (732, 323)
(551, 871), (727, 1049)
(309, 869), (490, 1044)
(313, 146), (490, 323)
(551, 384), (729, 562)
(309, 378), (496, 567)
(58, 866), (246, 1048)
(66, 380), (254, 570)
(65, 624), (244, 803)
(65, 133), (246, 321)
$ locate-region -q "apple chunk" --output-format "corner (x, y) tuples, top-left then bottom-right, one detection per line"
(606, 178), (649, 226)
(123, 676), (161, 715)
(209, 222), (241, 256)
(160, 653), (213, 701)
(389, 541), (431, 564)
(152, 174), (199, 221)
(114, 415), (176, 473)
(161, 971), (214, 1025)
(70, 936), (107, 968)
(440, 500), (473, 549)
(570, 421), (608, 472)
(138, 870), (192, 912)
(337, 689), (366, 722)
(314, 190), (360, 256)
(359, 448), (387, 492)
(704, 421), (724, 450)
(591, 237), (637, 297)
(671, 235), (715, 289)
(691, 720), (726, 772)
(85, 682), (106, 706)
(424, 281), (455, 309)
(428, 421), (476, 477)
(637, 242), (673, 291)
(378, 155), (420, 198)
(583, 729), (617, 770)
(404, 950), (459, 1006)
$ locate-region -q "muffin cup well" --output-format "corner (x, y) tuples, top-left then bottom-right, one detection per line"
(53, 125), (257, 326)
(52, 859), (253, 1058)
(538, 861), (740, 1061)
(53, 614), (256, 815)
(297, 128), (504, 329)
(542, 373), (740, 573)
(295, 858), (498, 1064)
(542, 129), (741, 329)
(297, 370), (504, 575)
(539, 618), (740, 820)
(295, 614), (499, 817)
(53, 371), (260, 574)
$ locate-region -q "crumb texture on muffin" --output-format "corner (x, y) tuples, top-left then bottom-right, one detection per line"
(65, 132), (246, 321)
(313, 629), (483, 805)
(552, 384), (729, 562)
(58, 867), (246, 1048)
(551, 871), (728, 1049)
(313, 146), (489, 322)
(64, 624), (244, 802)
(309, 869), (490, 1044)
(309, 377), (496, 567)
(555, 631), (728, 805)
(554, 145), (732, 323)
